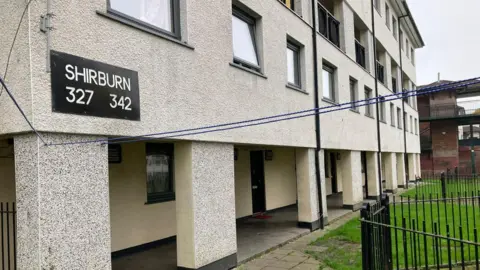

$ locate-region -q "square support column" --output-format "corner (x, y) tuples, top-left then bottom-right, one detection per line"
(366, 152), (381, 200)
(175, 142), (237, 270)
(416, 154), (422, 178)
(397, 153), (407, 188)
(14, 134), (111, 270)
(408, 153), (417, 182)
(339, 151), (363, 211)
(296, 148), (325, 230)
(384, 152), (398, 193)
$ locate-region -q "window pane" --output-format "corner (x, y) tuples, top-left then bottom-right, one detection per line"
(147, 153), (172, 194)
(287, 47), (296, 84)
(110, 0), (173, 32)
(323, 69), (332, 99)
(350, 80), (356, 109)
(232, 15), (259, 66)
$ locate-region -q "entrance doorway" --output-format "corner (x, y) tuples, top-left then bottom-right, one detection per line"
(361, 151), (368, 198)
(250, 151), (266, 214)
(330, 153), (338, 193)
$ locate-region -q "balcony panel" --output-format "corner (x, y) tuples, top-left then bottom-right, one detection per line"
(355, 40), (366, 68)
(419, 104), (480, 120)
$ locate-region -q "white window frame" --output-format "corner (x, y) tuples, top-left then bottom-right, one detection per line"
(322, 64), (336, 102)
(287, 41), (301, 88)
(232, 8), (261, 72)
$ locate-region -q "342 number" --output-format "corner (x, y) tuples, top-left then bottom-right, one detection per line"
(109, 94), (132, 111)
(65, 87), (94, 105)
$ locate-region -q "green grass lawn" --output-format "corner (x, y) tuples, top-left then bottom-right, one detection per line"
(309, 203), (480, 269)
(401, 178), (480, 198)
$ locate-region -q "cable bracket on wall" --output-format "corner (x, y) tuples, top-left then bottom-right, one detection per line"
(40, 13), (54, 33)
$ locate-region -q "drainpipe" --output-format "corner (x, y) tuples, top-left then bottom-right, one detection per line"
(311, 0), (324, 230)
(371, 0), (383, 200)
(398, 14), (408, 188)
(46, 0), (53, 72)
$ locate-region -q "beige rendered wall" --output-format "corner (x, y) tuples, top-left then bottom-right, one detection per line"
(109, 142), (176, 252)
(264, 148), (297, 210)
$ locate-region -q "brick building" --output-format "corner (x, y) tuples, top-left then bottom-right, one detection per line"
(419, 79), (480, 174)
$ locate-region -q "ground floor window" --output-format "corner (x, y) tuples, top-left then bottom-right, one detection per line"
(146, 143), (175, 203)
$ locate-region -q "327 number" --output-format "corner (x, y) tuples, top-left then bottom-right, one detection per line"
(109, 94), (132, 111)
(65, 87), (94, 105)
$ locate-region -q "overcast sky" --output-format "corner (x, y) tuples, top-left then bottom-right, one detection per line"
(407, 0), (480, 86)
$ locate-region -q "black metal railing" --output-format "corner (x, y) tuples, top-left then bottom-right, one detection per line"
(318, 4), (340, 47)
(376, 61), (385, 84)
(418, 104), (480, 120)
(1, 202), (16, 270)
(355, 40), (366, 68)
(392, 77), (397, 93)
(361, 188), (480, 270)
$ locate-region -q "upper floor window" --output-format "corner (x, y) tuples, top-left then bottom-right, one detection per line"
(322, 64), (336, 102)
(109, 0), (180, 38)
(411, 48), (415, 65)
(397, 108), (402, 129)
(400, 30), (404, 50)
(380, 100), (386, 123)
(385, 4), (390, 29)
(406, 39), (410, 57)
(374, 0), (381, 14)
(365, 87), (373, 117)
(146, 143), (175, 203)
(282, 0), (295, 10)
(392, 17), (398, 39)
(287, 41), (301, 88)
(350, 78), (358, 111)
(232, 9), (260, 71)
(390, 103), (395, 126)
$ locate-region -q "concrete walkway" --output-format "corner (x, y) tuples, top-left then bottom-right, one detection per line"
(235, 211), (359, 270)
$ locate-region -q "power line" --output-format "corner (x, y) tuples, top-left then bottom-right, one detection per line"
(47, 77), (480, 147)
(0, 76), (46, 145)
(1, 0), (36, 99)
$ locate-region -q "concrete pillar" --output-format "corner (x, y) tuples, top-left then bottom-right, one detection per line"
(366, 152), (381, 200)
(385, 54), (392, 89)
(397, 153), (407, 188)
(14, 134), (110, 270)
(339, 151), (363, 210)
(296, 148), (325, 230)
(339, 2), (355, 59)
(408, 153), (416, 181)
(384, 152), (398, 193)
(175, 142), (237, 269)
(366, 31), (375, 74)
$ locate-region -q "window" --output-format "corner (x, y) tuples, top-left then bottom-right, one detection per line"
(397, 108), (402, 129)
(392, 17), (397, 39)
(380, 100), (386, 122)
(287, 41), (301, 87)
(400, 30), (404, 50)
(390, 103), (395, 126)
(411, 48), (415, 65)
(404, 113), (408, 131)
(108, 0), (180, 38)
(282, 0), (295, 10)
(414, 118), (418, 134)
(374, 0), (381, 13)
(385, 4), (390, 29)
(365, 87), (373, 117)
(146, 143), (175, 203)
(350, 78), (358, 111)
(406, 39), (410, 57)
(318, 3), (341, 47)
(322, 64), (336, 101)
(410, 115), (413, 133)
(232, 9), (260, 71)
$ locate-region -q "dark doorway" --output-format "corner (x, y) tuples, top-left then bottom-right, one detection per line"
(361, 151), (368, 198)
(250, 151), (266, 214)
(330, 153), (338, 193)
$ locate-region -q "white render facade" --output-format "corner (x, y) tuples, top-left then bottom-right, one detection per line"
(0, 0), (423, 269)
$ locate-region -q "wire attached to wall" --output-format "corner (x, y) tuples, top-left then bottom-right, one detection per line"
(46, 77), (480, 147)
(1, 0), (36, 99)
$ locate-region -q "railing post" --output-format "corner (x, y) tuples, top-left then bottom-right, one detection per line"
(441, 171), (447, 199)
(361, 203), (373, 270)
(381, 194), (393, 270)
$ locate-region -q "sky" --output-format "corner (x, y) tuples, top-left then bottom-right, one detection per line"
(407, 0), (480, 86)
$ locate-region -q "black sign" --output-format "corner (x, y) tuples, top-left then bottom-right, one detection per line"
(51, 50), (140, 120)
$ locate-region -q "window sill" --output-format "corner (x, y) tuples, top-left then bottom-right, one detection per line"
(145, 193), (176, 205)
(286, 84), (308, 95)
(350, 108), (360, 114)
(96, 11), (195, 50)
(229, 62), (267, 79)
(380, 120), (387, 124)
(391, 124), (396, 128)
(365, 114), (375, 119)
(321, 98), (338, 106)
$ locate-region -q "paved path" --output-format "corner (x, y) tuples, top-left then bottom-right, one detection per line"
(236, 212), (359, 270)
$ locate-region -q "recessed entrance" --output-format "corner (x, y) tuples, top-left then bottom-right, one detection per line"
(250, 150), (266, 214)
